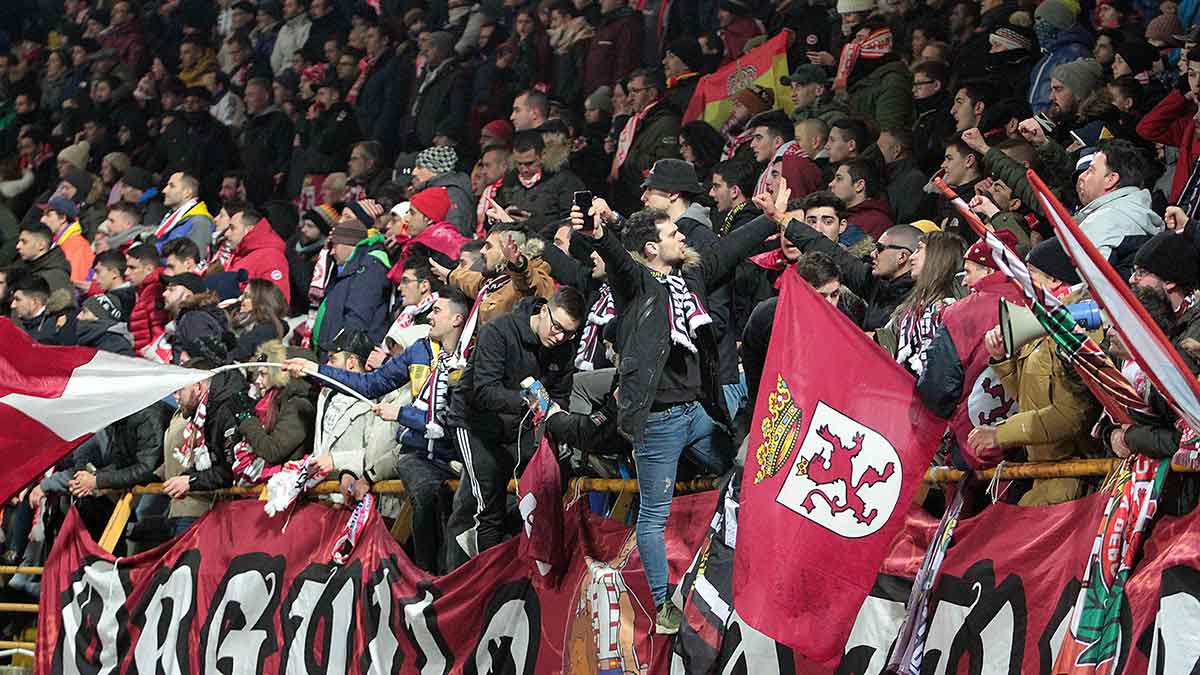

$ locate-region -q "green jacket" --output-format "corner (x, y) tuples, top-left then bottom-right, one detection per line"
(613, 101), (681, 214)
(791, 93), (849, 127)
(847, 60), (913, 131)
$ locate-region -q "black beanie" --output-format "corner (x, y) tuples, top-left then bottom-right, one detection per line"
(1026, 237), (1081, 285)
(666, 37), (704, 73)
(1134, 231), (1200, 289)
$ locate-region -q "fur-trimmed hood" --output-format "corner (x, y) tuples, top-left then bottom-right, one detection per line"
(541, 130), (571, 173)
(47, 288), (77, 314)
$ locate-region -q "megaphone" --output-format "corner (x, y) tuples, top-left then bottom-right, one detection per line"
(998, 299), (1104, 358)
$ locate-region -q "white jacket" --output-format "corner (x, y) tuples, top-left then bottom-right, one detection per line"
(313, 388), (398, 479)
(1076, 186), (1165, 258)
(271, 13), (312, 74)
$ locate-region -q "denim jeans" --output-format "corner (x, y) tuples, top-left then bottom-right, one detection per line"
(722, 375), (748, 421)
(634, 401), (731, 606)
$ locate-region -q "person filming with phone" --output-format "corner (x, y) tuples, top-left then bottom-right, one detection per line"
(495, 129), (586, 238)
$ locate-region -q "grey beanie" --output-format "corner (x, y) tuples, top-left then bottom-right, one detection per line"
(1052, 58), (1104, 100)
(1035, 0), (1078, 31)
(586, 86), (613, 115)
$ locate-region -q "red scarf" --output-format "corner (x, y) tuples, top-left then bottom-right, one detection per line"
(833, 27), (892, 91)
(476, 178), (503, 237)
(609, 100), (658, 181)
(346, 54), (378, 105)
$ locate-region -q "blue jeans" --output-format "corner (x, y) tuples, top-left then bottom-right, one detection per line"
(634, 402), (731, 606)
(169, 517), (198, 537)
(723, 375), (748, 421)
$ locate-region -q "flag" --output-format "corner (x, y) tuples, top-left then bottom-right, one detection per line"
(1028, 169), (1200, 432)
(732, 269), (944, 665)
(1054, 456), (1168, 674)
(517, 436), (564, 582)
(683, 31), (793, 126)
(933, 177), (1146, 424)
(0, 318), (210, 503)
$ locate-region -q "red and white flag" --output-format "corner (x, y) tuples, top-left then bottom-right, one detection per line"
(1028, 170), (1200, 431)
(517, 436), (564, 583)
(733, 269), (944, 666)
(0, 319), (211, 503)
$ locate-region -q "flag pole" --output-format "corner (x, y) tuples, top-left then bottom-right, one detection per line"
(209, 362), (374, 405)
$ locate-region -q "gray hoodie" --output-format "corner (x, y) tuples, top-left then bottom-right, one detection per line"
(1075, 186), (1164, 258)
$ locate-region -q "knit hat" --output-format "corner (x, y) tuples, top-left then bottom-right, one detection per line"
(781, 64), (828, 86)
(1051, 58), (1105, 100)
(303, 204), (339, 235)
(103, 151), (131, 177)
(331, 218), (369, 246)
(1146, 8), (1184, 46)
(586, 87), (613, 115)
(347, 200), (384, 229)
(122, 166), (153, 191)
(666, 37), (704, 72)
(1035, 0), (1078, 30)
(481, 119), (514, 146)
(964, 229), (1019, 270)
(989, 24), (1036, 51)
(39, 194), (79, 219)
(415, 145), (457, 175)
(82, 293), (123, 322)
(62, 168), (93, 201)
(410, 186), (452, 223)
(1026, 237), (1081, 285)
(1135, 231), (1200, 288)
(1116, 39), (1160, 74)
(734, 85), (775, 115)
(160, 272), (207, 294)
(57, 140), (90, 171)
(837, 0), (876, 13)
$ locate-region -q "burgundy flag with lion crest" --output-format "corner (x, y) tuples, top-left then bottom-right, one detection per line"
(733, 268), (945, 665)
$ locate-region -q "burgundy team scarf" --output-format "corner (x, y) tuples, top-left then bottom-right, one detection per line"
(833, 27), (892, 91)
(413, 341), (453, 449)
(650, 270), (711, 354)
(452, 274), (512, 365)
(574, 284), (615, 371)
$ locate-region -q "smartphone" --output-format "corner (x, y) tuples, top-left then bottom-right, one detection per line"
(573, 191), (594, 232)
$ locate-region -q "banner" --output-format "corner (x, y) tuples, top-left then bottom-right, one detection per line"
(38, 493), (716, 675)
(682, 31), (794, 126)
(734, 268), (945, 665)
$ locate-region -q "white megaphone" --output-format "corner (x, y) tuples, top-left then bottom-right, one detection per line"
(998, 298), (1105, 358)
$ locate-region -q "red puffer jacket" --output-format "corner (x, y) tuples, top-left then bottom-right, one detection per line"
(226, 218), (292, 304)
(129, 269), (168, 351)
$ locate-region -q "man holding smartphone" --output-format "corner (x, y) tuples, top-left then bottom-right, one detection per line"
(495, 129), (586, 237)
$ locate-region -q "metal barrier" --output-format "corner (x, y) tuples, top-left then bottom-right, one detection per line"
(0, 458), (1185, 658)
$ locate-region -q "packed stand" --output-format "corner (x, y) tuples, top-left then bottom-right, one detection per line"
(3, 0), (1200, 637)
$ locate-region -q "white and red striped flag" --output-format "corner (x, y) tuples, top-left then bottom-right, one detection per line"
(0, 318), (211, 502)
(1027, 170), (1200, 432)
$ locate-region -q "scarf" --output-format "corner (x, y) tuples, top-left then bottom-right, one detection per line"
(754, 140), (804, 197)
(52, 220), (83, 248)
(346, 53), (377, 105)
(205, 236), (235, 273)
(155, 198), (206, 239)
(453, 274), (511, 366)
(1179, 158), (1200, 222)
(332, 493), (375, 565)
(174, 391), (215, 471)
(833, 27), (892, 91)
(609, 100), (657, 181)
(721, 201), (748, 236)
(574, 284), (615, 371)
(413, 340), (453, 449)
(20, 143), (52, 172)
(650, 270), (711, 353)
(476, 178), (503, 237)
(263, 453), (332, 517)
(518, 169), (543, 189)
(666, 71), (699, 90)
(391, 292), (438, 332)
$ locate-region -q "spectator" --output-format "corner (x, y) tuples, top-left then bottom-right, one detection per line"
(1137, 48), (1200, 207)
(162, 237), (203, 276)
(938, 137), (986, 232)
(511, 89), (550, 132)
(393, 187), (469, 273)
(230, 279), (289, 361)
(223, 207), (291, 304)
(353, 21), (409, 157)
(90, 250), (135, 312)
(801, 190), (875, 257)
(841, 20), (914, 132)
(783, 64), (849, 126)
(389, 257), (441, 331)
(911, 60), (956, 175)
(877, 128), (930, 224)
(95, 201), (151, 254)
(1028, 0), (1091, 114)
(496, 129), (586, 237)
(161, 272), (229, 363)
(271, 0), (312, 74)
(584, 0), (643, 98)
(312, 218), (392, 355)
(408, 31), (468, 150)
(411, 146), (476, 237)
(124, 243), (168, 351)
(74, 293), (134, 355)
(1073, 139), (1165, 274)
(829, 159), (895, 239)
(443, 224), (556, 326)
(720, 85), (773, 164)
(678, 120), (727, 186)
(238, 77), (294, 203)
(38, 195), (93, 283)
(662, 38), (703, 113)
(285, 205), (334, 314)
(10, 274), (70, 344)
(717, 0), (763, 63)
(241, 340), (316, 465)
(14, 223), (72, 294)
(154, 172), (216, 258)
(444, 287), (585, 570)
(747, 109), (822, 199)
(825, 117), (872, 165)
(345, 141), (389, 201)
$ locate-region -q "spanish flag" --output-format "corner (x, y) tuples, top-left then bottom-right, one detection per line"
(683, 30), (793, 126)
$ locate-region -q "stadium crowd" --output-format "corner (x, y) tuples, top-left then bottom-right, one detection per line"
(3, 0), (1200, 635)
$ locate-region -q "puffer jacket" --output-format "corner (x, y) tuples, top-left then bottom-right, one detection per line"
(847, 58), (913, 133)
(495, 167), (586, 239)
(95, 402), (169, 489)
(226, 217), (291, 304)
(313, 389), (399, 480)
(129, 269), (168, 351)
(593, 213), (778, 443)
(313, 233), (391, 354)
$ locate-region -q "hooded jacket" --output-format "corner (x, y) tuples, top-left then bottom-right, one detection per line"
(74, 319), (134, 356)
(227, 217), (292, 304)
(314, 233), (392, 354)
(447, 243), (557, 325)
(182, 370), (253, 491)
(423, 171), (477, 237)
(1075, 187), (1165, 260)
(1028, 24), (1092, 114)
(18, 245), (72, 294)
(845, 197), (895, 240)
(313, 388), (399, 480)
(238, 377), (315, 464)
(1136, 90), (1200, 204)
(172, 291), (230, 362)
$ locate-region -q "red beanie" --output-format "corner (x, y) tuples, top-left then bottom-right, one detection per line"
(410, 186), (452, 223)
(481, 119), (514, 146)
(964, 229), (1019, 270)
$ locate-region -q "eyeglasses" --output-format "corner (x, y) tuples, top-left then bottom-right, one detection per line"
(875, 243), (913, 254)
(546, 309), (577, 339)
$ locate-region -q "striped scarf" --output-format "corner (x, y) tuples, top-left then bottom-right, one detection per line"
(155, 198), (200, 239)
(651, 270), (711, 354)
(574, 284), (615, 371)
(413, 341), (452, 448)
(452, 274), (511, 366)
(609, 101), (657, 181)
(332, 493), (375, 565)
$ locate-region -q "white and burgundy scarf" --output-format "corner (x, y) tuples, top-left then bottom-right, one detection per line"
(332, 493), (375, 565)
(155, 198), (200, 239)
(609, 101), (658, 181)
(833, 26), (892, 91)
(651, 270), (711, 354)
(754, 140), (806, 198)
(452, 274), (511, 366)
(476, 178), (503, 237)
(721, 117), (752, 161)
(413, 341), (453, 448)
(574, 284), (615, 371)
(174, 392), (216, 472)
(391, 292), (438, 332)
